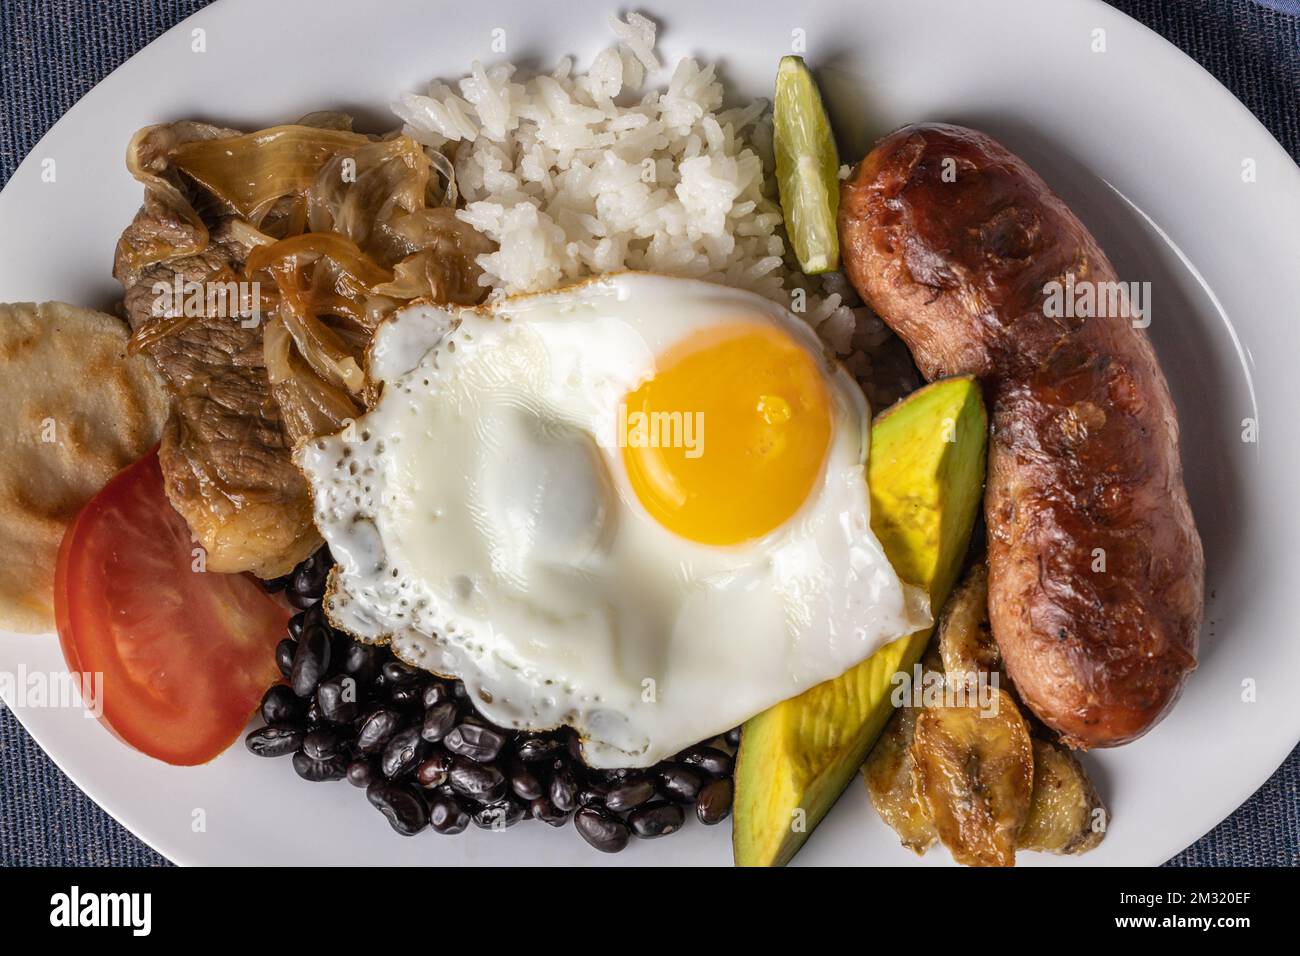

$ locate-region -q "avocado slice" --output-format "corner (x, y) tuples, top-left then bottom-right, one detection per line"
(732, 375), (987, 867)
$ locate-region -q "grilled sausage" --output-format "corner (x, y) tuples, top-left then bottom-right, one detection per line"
(839, 123), (1203, 748)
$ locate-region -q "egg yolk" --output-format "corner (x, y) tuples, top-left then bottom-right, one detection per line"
(621, 322), (833, 546)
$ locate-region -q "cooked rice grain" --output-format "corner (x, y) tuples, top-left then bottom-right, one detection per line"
(393, 14), (919, 408)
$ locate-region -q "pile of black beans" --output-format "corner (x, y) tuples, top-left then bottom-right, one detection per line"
(251, 548), (735, 853)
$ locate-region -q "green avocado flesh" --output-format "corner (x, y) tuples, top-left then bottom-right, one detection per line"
(732, 375), (988, 867)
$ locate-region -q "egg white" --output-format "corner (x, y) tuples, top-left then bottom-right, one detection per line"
(298, 273), (927, 767)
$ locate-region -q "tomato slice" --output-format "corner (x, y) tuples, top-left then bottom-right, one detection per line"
(54, 448), (289, 765)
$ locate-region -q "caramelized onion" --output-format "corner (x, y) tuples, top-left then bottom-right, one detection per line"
(263, 315), (362, 445)
(171, 125), (371, 224)
(117, 122), (239, 279)
(124, 117), (494, 450)
(246, 232), (394, 292)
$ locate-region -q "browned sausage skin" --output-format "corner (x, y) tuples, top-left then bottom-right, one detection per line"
(840, 123), (1203, 748)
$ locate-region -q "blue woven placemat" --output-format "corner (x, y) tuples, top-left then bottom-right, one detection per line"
(1, 0), (1297, 867)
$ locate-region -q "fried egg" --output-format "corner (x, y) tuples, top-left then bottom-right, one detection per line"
(298, 272), (926, 767)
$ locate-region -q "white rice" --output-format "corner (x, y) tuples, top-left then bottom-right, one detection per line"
(392, 13), (917, 406)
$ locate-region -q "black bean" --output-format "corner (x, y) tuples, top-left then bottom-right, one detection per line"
(341, 641), (378, 684)
(416, 751), (453, 789)
(679, 745), (732, 777)
(327, 627), (350, 662)
(664, 764), (707, 803)
(262, 572), (293, 594)
(656, 763), (703, 803)
(724, 726), (742, 748)
(286, 588), (318, 610)
(301, 602), (325, 632)
(275, 639), (296, 679)
(357, 707), (402, 754)
(606, 777), (655, 813)
(346, 759), (375, 788)
(310, 547), (335, 577)
(515, 733), (563, 762)
(564, 729), (583, 761)
(317, 675), (359, 725)
(264, 602), (718, 849)
(381, 725), (427, 779)
(472, 798), (527, 830)
(507, 761), (543, 801)
(448, 760), (507, 803)
(366, 782), (428, 835)
(530, 797), (570, 828)
(696, 777), (732, 825)
(260, 684), (305, 727)
(303, 727), (340, 760)
(291, 550), (331, 603)
(574, 806), (630, 853)
(421, 682), (451, 709)
(292, 750), (347, 782)
(382, 660), (421, 685)
(577, 779), (610, 808)
(290, 627), (331, 697)
(389, 683), (424, 708)
(549, 762), (578, 812)
(444, 723), (506, 763)
(292, 565), (323, 601)
(428, 793), (470, 835)
(629, 801), (686, 839)
(420, 701), (458, 743)
(245, 725), (303, 758)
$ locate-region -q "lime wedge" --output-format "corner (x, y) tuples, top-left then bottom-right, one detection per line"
(773, 56), (841, 275)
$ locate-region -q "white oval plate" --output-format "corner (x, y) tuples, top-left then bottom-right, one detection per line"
(1, 0), (1297, 867)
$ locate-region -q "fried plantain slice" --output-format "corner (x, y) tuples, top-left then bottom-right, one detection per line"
(866, 561), (1104, 865)
(936, 563), (1004, 689)
(864, 701), (938, 854)
(911, 687), (1033, 867)
(1019, 737), (1107, 854)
